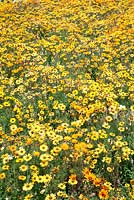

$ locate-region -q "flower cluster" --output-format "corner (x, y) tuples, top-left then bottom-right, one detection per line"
(0, 0), (134, 199)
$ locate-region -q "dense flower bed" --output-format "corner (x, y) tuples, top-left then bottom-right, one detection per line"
(0, 0), (134, 199)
